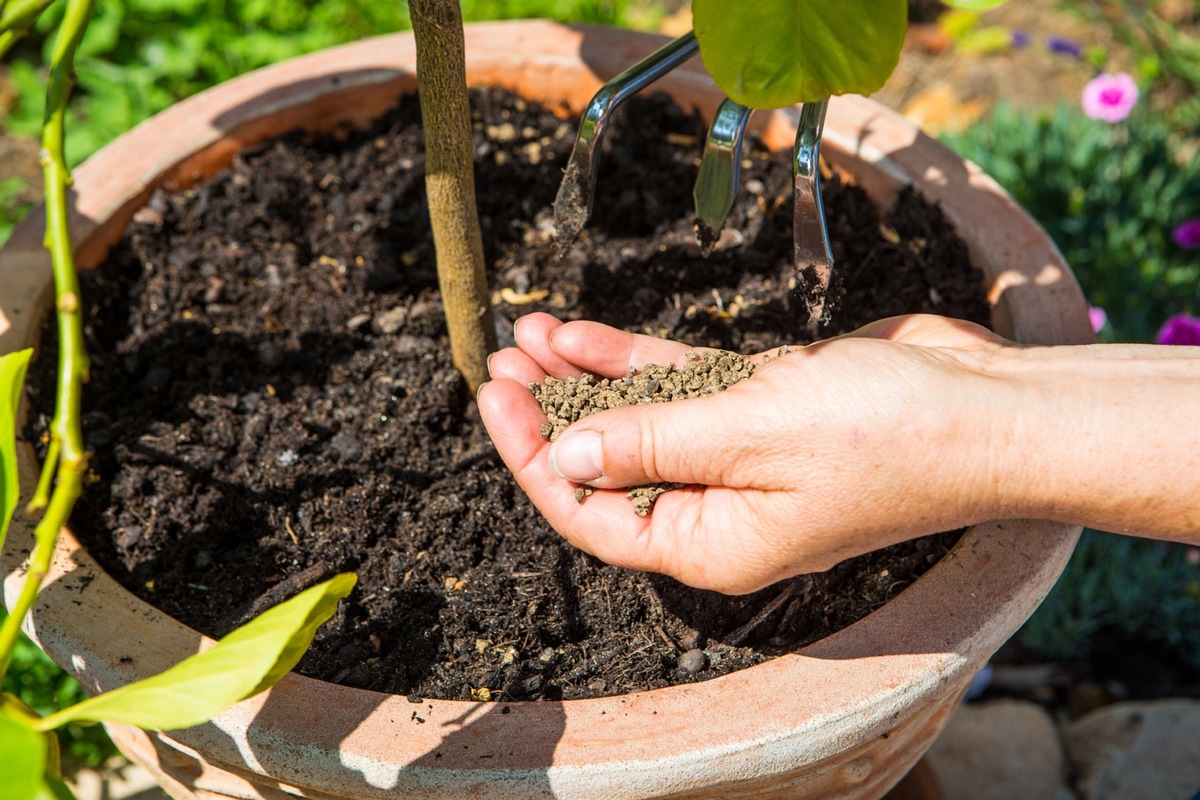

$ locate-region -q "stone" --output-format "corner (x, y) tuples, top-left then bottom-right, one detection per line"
(67, 758), (169, 800)
(1063, 700), (1200, 800)
(372, 305), (408, 335)
(677, 648), (707, 675)
(925, 699), (1076, 800)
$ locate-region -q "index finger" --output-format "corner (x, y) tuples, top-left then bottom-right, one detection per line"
(549, 320), (739, 378)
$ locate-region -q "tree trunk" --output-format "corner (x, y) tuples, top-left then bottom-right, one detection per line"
(409, 0), (496, 392)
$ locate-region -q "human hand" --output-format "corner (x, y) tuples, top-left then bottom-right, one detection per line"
(479, 312), (1013, 594)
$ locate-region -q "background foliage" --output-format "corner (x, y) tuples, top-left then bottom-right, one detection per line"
(1, 0), (654, 166)
(0, 609), (115, 766)
(946, 103), (1200, 345)
(1017, 532), (1200, 671)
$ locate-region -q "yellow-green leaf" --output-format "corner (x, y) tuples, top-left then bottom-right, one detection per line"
(33, 773), (76, 800)
(956, 25), (1015, 55)
(0, 349), (32, 555)
(942, 0), (1009, 12)
(0, 703), (47, 800)
(39, 574), (355, 731)
(693, 0), (907, 109)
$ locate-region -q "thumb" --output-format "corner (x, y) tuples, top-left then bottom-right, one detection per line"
(548, 394), (752, 489)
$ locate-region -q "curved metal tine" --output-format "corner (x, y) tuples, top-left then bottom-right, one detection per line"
(694, 98), (753, 256)
(792, 97), (834, 330)
(553, 31), (700, 251)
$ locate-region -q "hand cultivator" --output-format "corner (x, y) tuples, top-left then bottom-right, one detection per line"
(553, 31), (836, 328)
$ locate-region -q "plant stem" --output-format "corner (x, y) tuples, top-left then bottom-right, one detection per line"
(408, 0), (496, 393)
(0, 0), (57, 58)
(0, 0), (93, 681)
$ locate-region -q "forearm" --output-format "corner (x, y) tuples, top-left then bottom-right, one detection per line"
(973, 344), (1200, 541)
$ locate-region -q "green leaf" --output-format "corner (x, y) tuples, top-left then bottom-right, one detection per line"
(942, 0), (1009, 11)
(0, 703), (47, 800)
(693, 0), (907, 108)
(39, 574), (355, 731)
(956, 25), (1014, 55)
(34, 773), (76, 800)
(937, 9), (978, 39)
(0, 349), (32, 555)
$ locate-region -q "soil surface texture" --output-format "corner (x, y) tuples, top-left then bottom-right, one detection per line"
(27, 88), (989, 701)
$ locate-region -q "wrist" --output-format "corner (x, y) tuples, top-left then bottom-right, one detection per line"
(953, 346), (1073, 523)
(921, 348), (1032, 528)
(957, 343), (1200, 538)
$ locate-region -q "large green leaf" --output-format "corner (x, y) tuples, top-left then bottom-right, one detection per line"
(0, 349), (32, 555)
(39, 574), (355, 731)
(693, 0), (907, 109)
(0, 703), (47, 800)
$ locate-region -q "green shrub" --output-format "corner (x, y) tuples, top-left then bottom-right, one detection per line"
(0, 177), (34, 249)
(945, 103), (1200, 343)
(0, 610), (118, 768)
(1017, 531), (1200, 670)
(4, 0), (650, 165)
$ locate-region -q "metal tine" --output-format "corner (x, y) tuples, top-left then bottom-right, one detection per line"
(792, 97), (834, 331)
(553, 31), (700, 253)
(693, 98), (753, 256)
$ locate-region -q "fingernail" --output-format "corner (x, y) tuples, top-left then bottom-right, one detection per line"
(486, 352), (495, 377)
(550, 430), (603, 482)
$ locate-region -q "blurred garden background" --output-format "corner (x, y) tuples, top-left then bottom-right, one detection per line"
(1, 0), (1198, 780)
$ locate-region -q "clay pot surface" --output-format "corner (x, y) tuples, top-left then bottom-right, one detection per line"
(0, 20), (1092, 800)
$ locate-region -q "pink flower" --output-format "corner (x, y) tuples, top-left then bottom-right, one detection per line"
(1081, 73), (1139, 123)
(1088, 306), (1107, 333)
(1156, 313), (1200, 346)
(1172, 218), (1200, 249)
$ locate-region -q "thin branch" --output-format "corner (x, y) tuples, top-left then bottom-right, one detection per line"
(0, 0), (94, 681)
(0, 0), (57, 58)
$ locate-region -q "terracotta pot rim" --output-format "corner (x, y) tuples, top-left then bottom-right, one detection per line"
(1, 20), (1089, 799)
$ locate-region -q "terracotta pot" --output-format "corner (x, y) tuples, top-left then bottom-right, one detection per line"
(1, 20), (1092, 800)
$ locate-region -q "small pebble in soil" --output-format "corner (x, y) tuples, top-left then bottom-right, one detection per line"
(677, 648), (708, 676)
(532, 350), (757, 515)
(276, 449), (299, 467)
(373, 306), (408, 335)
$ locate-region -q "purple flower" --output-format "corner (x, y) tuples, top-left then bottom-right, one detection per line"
(1048, 36), (1084, 58)
(1156, 313), (1200, 346)
(1172, 218), (1200, 249)
(1088, 306), (1107, 333)
(1010, 29), (1030, 49)
(1081, 73), (1139, 123)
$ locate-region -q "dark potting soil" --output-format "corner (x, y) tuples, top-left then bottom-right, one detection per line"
(26, 88), (990, 701)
